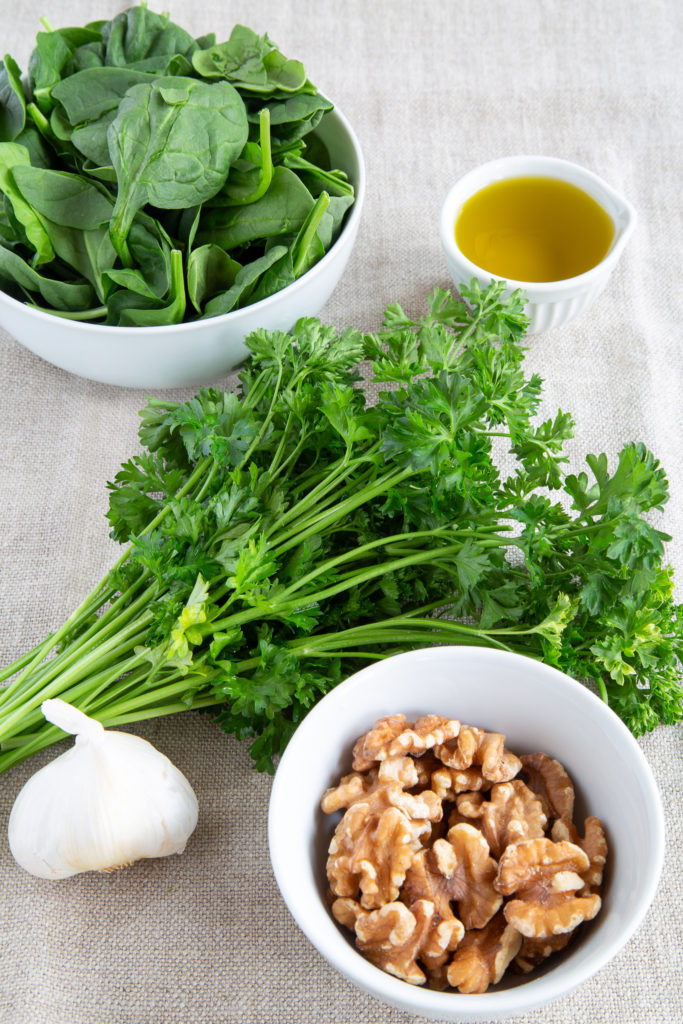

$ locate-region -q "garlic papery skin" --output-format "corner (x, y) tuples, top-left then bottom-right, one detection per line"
(8, 699), (199, 880)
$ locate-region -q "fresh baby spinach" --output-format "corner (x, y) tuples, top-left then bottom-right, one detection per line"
(11, 165), (114, 228)
(198, 166), (315, 250)
(52, 66), (159, 123)
(202, 245), (288, 317)
(106, 247), (186, 325)
(0, 56), (25, 141)
(191, 25), (307, 95)
(0, 241), (94, 308)
(187, 244), (240, 313)
(108, 76), (248, 263)
(0, 5), (355, 322)
(101, 5), (198, 69)
(0, 142), (54, 262)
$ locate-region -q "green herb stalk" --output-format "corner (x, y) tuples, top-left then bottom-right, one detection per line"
(1, 281), (681, 771)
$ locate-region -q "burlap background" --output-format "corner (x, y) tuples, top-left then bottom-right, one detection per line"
(0, 1), (681, 1021)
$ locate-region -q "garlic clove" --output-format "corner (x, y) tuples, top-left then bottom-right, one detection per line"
(8, 699), (199, 879)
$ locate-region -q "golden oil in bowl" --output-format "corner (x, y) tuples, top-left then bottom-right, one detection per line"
(454, 176), (615, 283)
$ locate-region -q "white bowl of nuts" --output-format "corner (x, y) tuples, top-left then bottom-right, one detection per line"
(268, 646), (664, 1022)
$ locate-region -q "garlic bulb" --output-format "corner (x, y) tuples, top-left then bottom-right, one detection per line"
(8, 699), (199, 879)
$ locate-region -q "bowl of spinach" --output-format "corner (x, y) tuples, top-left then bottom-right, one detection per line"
(0, 5), (364, 386)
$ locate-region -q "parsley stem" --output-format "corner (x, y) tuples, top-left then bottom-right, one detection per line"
(0, 655), (149, 741)
(0, 580), (157, 711)
(0, 688), (219, 772)
(0, 452), (212, 699)
(239, 362), (284, 469)
(286, 618), (516, 654)
(265, 453), (355, 539)
(269, 544), (494, 614)
(0, 643), (48, 685)
(240, 366), (274, 410)
(1, 579), (118, 699)
(272, 466), (414, 554)
(271, 528), (507, 602)
(0, 617), (153, 736)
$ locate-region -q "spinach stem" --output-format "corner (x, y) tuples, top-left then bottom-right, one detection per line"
(293, 192), (330, 277)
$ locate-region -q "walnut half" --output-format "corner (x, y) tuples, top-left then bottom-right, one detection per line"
(551, 816), (608, 894)
(435, 725), (522, 783)
(456, 780), (548, 859)
(351, 714), (460, 771)
(326, 803), (427, 908)
(496, 837), (601, 938)
(332, 897), (459, 985)
(447, 910), (523, 993)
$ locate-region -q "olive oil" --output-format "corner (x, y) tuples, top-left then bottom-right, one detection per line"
(455, 176), (614, 282)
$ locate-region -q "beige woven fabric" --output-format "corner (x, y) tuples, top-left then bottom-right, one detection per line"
(1, 1), (682, 1021)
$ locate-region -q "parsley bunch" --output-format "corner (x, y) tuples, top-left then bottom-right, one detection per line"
(1, 281), (681, 771)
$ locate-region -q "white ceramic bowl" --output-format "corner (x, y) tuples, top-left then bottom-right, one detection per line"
(268, 646), (664, 1022)
(439, 155), (636, 334)
(0, 106), (365, 388)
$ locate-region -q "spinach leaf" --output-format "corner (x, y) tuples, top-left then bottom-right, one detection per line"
(79, 159), (117, 183)
(198, 166), (314, 249)
(291, 191), (331, 276)
(52, 66), (157, 125)
(0, 201), (21, 248)
(0, 56), (25, 142)
(187, 244), (241, 312)
(49, 104), (75, 143)
(102, 212), (175, 303)
(28, 27), (103, 113)
(156, 204), (202, 250)
(101, 7), (198, 67)
(107, 247), (186, 326)
(256, 92), (333, 146)
(1, 194), (28, 248)
(13, 125), (52, 169)
(41, 217), (116, 301)
(191, 25), (273, 83)
(70, 109), (118, 166)
(0, 143), (54, 263)
(210, 108), (273, 206)
(0, 242), (94, 309)
(247, 191), (330, 303)
(316, 194), (355, 249)
(103, 266), (162, 300)
(52, 67), (159, 166)
(127, 215), (174, 298)
(282, 151), (354, 197)
(195, 33), (217, 51)
(245, 249), (295, 306)
(25, 101), (79, 169)
(202, 245), (288, 317)
(260, 50), (308, 94)
(12, 165), (114, 229)
(191, 25), (307, 95)
(63, 40), (105, 75)
(108, 76), (248, 263)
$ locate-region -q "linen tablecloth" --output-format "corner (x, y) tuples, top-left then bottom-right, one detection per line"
(1, 1), (681, 1021)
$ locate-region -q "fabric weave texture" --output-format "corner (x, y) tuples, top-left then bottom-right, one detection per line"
(0, 1), (681, 1021)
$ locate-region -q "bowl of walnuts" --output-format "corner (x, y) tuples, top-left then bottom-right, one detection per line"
(268, 646), (664, 1022)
